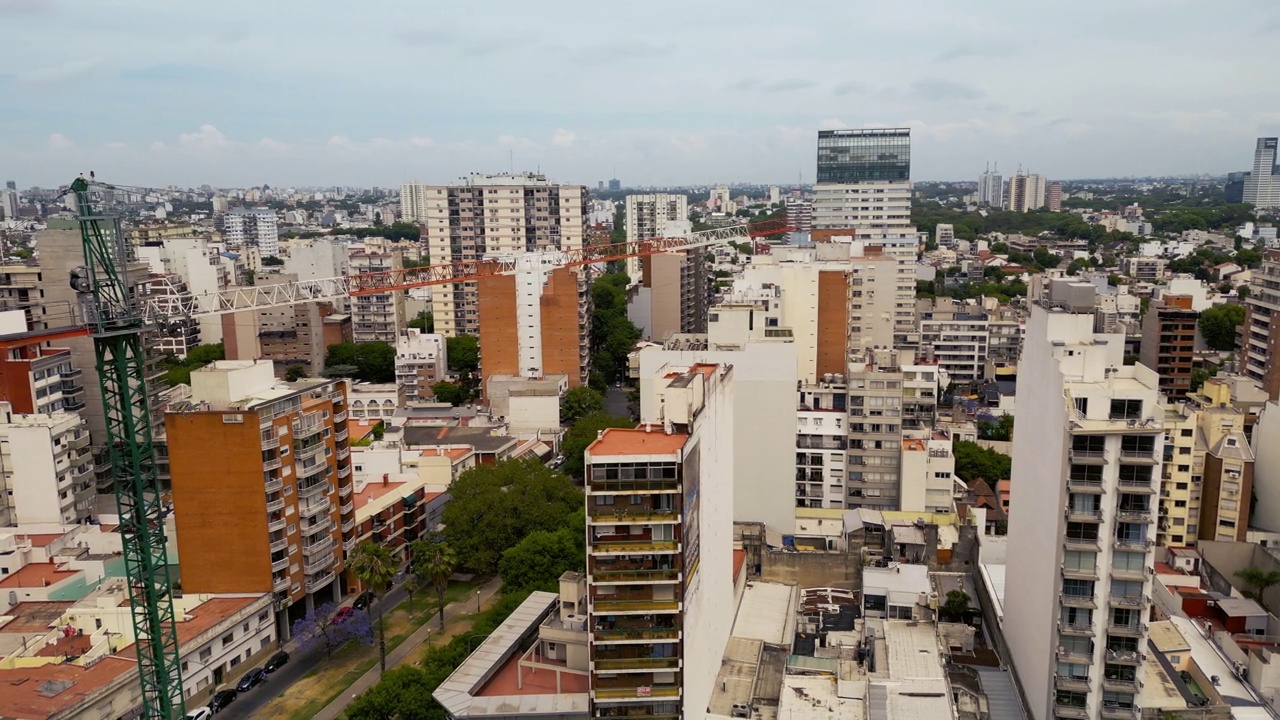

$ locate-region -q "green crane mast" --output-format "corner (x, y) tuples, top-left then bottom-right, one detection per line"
(69, 177), (185, 719)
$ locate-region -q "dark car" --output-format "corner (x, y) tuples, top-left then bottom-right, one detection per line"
(236, 668), (267, 692)
(334, 606), (357, 624)
(209, 689), (237, 713)
(264, 650), (290, 673)
(352, 591), (376, 611)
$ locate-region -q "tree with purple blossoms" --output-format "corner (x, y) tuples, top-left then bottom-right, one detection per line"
(291, 602), (374, 660)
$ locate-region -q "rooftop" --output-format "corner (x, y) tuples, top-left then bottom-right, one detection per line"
(731, 582), (797, 646)
(474, 652), (588, 697)
(403, 425), (518, 455)
(586, 427), (688, 458)
(0, 563), (80, 589)
(777, 674), (865, 720)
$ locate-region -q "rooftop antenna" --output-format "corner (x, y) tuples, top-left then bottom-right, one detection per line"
(509, 150), (514, 174)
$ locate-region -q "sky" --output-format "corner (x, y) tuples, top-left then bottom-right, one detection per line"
(2, 0), (1279, 189)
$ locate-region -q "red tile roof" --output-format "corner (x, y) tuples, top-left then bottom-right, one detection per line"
(476, 652), (589, 697)
(0, 563), (79, 590)
(588, 427), (687, 457)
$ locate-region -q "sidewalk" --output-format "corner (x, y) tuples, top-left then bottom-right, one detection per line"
(311, 576), (503, 720)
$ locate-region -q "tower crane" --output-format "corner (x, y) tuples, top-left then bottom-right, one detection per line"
(63, 176), (789, 718)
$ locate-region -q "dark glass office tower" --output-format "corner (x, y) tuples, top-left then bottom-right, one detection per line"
(816, 128), (911, 184)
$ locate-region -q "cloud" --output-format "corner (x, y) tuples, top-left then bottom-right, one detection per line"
(728, 77), (759, 91)
(16, 59), (99, 85)
(498, 135), (536, 150)
(761, 78), (817, 93)
(177, 124), (229, 149)
(775, 125), (811, 143)
(907, 79), (985, 101)
(818, 119), (850, 130)
(551, 129), (576, 148)
(257, 138), (290, 152)
(407, 136), (435, 149)
(0, 0), (51, 17)
(833, 81), (865, 96)
(395, 28), (456, 47)
(47, 133), (73, 150)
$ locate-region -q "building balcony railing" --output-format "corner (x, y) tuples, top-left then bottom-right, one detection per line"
(295, 443), (326, 464)
(306, 571), (336, 593)
(331, 391), (345, 405)
(1056, 649), (1093, 665)
(592, 598), (680, 614)
(262, 458), (282, 472)
(1054, 675), (1090, 693)
(1064, 536), (1101, 552)
(261, 436), (280, 451)
(1108, 594), (1149, 609)
(271, 555), (289, 572)
(339, 482), (353, 498)
(589, 478), (681, 494)
(341, 501), (354, 515)
(265, 477), (283, 493)
(592, 539), (679, 554)
(336, 446), (350, 460)
(1104, 649), (1142, 665)
(273, 574), (290, 592)
(1066, 478), (1105, 494)
(1107, 621), (1145, 637)
(594, 657), (681, 672)
(589, 509), (680, 524)
(270, 538), (288, 553)
(1102, 676), (1140, 694)
(338, 464), (351, 478)
(1058, 620), (1093, 637)
(334, 410), (347, 424)
(303, 519), (334, 537)
(1061, 566), (1098, 582)
(1110, 565), (1147, 581)
(305, 536), (335, 557)
(1112, 537), (1152, 552)
(1116, 480), (1155, 494)
(592, 685), (680, 700)
(342, 518), (355, 534)
(1069, 449), (1107, 465)
(298, 481), (328, 500)
(335, 429), (349, 443)
(1118, 450), (1158, 464)
(1100, 704), (1138, 719)
(305, 552), (336, 575)
(1060, 594), (1096, 609)
(1114, 509), (1152, 523)
(1054, 706), (1089, 720)
(343, 537), (356, 554)
(592, 568), (680, 584)
(266, 498), (286, 513)
(593, 627), (681, 642)
(267, 516), (286, 533)
(69, 433), (91, 451)
(1065, 508), (1104, 523)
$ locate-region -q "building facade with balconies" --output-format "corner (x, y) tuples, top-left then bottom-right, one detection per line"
(349, 244), (406, 344)
(583, 363), (734, 720)
(0, 403), (93, 525)
(1005, 297), (1164, 720)
(165, 360), (353, 636)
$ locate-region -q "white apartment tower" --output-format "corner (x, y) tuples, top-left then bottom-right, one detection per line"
(1005, 282), (1162, 720)
(978, 165), (1004, 209)
(0, 405), (94, 525)
(624, 193), (689, 286)
(349, 243), (406, 343)
(416, 173), (587, 337)
(220, 207), (280, 257)
(1244, 137), (1280, 210)
(1007, 171), (1047, 213)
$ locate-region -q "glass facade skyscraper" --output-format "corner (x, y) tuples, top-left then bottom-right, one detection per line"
(816, 128), (911, 184)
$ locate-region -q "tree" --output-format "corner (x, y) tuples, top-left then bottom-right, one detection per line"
(161, 343), (225, 386)
(408, 311), (434, 334)
(431, 381), (466, 406)
(292, 601), (374, 659)
(561, 387), (604, 426)
(441, 459), (583, 575)
(345, 666), (441, 720)
(347, 541), (399, 674)
(561, 412), (634, 480)
(939, 590), (972, 623)
(284, 365), (307, 382)
(411, 540), (459, 631)
(447, 335), (479, 374)
(1235, 567), (1280, 608)
(952, 440), (1012, 484)
(262, 256), (285, 266)
(1199, 304), (1246, 351)
(498, 512), (585, 595)
(324, 342), (397, 383)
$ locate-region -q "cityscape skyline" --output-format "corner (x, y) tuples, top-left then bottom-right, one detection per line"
(2, 1), (1279, 188)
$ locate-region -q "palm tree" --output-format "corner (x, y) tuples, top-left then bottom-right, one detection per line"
(1235, 567), (1280, 608)
(347, 540), (398, 674)
(411, 539), (458, 632)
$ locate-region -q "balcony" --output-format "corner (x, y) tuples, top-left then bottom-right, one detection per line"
(595, 657), (681, 672)
(1112, 537), (1152, 552)
(1064, 536), (1101, 552)
(331, 391), (345, 405)
(1054, 706), (1089, 720)
(593, 627), (681, 642)
(335, 428), (349, 443)
(303, 518), (333, 537)
(592, 598), (680, 614)
(342, 518), (355, 534)
(339, 482), (353, 498)
(1065, 508), (1104, 523)
(298, 481), (328, 500)
(1061, 594), (1096, 609)
(1107, 621), (1145, 637)
(273, 574), (290, 592)
(266, 498), (286, 513)
(305, 552), (336, 575)
(271, 556), (289, 572)
(334, 410), (347, 424)
(262, 458), (282, 472)
(1118, 450), (1157, 464)
(295, 443), (326, 464)
(264, 477), (283, 493)
(589, 508), (679, 524)
(1066, 477), (1105, 494)
(1105, 649), (1141, 665)
(341, 501), (354, 515)
(589, 478), (681, 494)
(293, 420), (325, 440)
(1110, 565), (1146, 582)
(592, 539), (679, 554)
(1061, 565), (1098, 582)
(1114, 508), (1152, 523)
(306, 571), (336, 593)
(593, 685), (680, 700)
(267, 515), (286, 533)
(343, 537), (356, 554)
(305, 536), (335, 557)
(1056, 647), (1094, 665)
(1069, 449), (1106, 465)
(1108, 595), (1148, 610)
(592, 568), (680, 584)
(69, 433), (91, 451)
(1117, 480), (1155, 494)
(270, 538), (288, 553)
(336, 446), (350, 461)
(262, 435), (280, 451)
(1054, 674), (1090, 693)
(1058, 620), (1093, 637)
(1100, 705), (1137, 719)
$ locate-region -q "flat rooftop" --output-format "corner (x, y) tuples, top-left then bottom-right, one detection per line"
(778, 674), (865, 720)
(0, 563), (80, 589)
(475, 652), (588, 697)
(708, 637), (764, 716)
(587, 427), (687, 457)
(731, 582), (797, 646)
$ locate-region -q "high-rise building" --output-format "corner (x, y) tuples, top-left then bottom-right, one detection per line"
(584, 362), (734, 720)
(166, 361), (351, 631)
(0, 403), (94, 526)
(624, 193), (689, 286)
(349, 244), (406, 343)
(1046, 181), (1063, 212)
(477, 265), (590, 390)
(399, 181), (432, 223)
(607, 178), (621, 191)
(627, 250), (709, 341)
(3, 181), (14, 190)
(1138, 294), (1198, 400)
(1243, 137), (1280, 210)
(784, 198), (812, 235)
(1242, 251), (1280, 400)
(934, 223), (955, 248)
(0, 189), (17, 220)
(417, 173), (587, 338)
(1005, 284), (1162, 720)
(220, 207), (280, 257)
(395, 329), (448, 404)
(1006, 171), (1047, 212)
(978, 165), (1004, 209)
(1225, 171), (1250, 204)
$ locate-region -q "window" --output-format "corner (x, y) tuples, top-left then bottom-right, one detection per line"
(1062, 579), (1094, 598)
(1109, 399), (1143, 419)
(1063, 551), (1096, 572)
(199, 647), (212, 662)
(222, 632), (235, 647)
(1112, 552), (1145, 573)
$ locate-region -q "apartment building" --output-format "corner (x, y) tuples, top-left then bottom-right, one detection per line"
(1047, 181), (1064, 212)
(0, 403), (93, 525)
(396, 329), (448, 404)
(220, 207), (280, 257)
(166, 361), (352, 631)
(1243, 251), (1280, 399)
(1005, 285), (1162, 720)
(0, 313), (88, 415)
(349, 245), (406, 343)
(584, 363), (734, 719)
(784, 198), (812, 236)
(846, 351), (909, 512)
(415, 173), (587, 338)
(628, 250), (709, 341)
(1119, 256), (1167, 283)
(900, 435), (956, 514)
(346, 474), (448, 582)
(917, 298), (991, 383)
(1006, 171), (1047, 212)
(935, 223), (956, 248)
(146, 275), (202, 358)
(136, 235), (232, 346)
(813, 128), (913, 234)
(1243, 137), (1279, 210)
(0, 263), (45, 329)
(978, 166), (1004, 209)
(624, 193), (689, 286)
(477, 265), (590, 391)
(796, 377), (849, 509)
(1139, 294), (1198, 400)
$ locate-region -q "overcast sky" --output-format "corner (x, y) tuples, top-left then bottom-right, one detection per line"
(2, 0), (1279, 189)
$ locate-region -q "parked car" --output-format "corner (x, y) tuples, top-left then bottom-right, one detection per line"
(209, 689), (237, 713)
(352, 591), (376, 611)
(334, 606), (357, 624)
(236, 667), (267, 692)
(184, 708), (213, 720)
(264, 650), (290, 673)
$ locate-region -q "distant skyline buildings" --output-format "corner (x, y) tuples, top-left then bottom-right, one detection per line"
(978, 164), (1003, 208)
(1243, 137), (1279, 209)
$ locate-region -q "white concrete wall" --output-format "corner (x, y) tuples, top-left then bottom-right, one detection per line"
(1252, 401), (1280, 533)
(8, 423), (63, 524)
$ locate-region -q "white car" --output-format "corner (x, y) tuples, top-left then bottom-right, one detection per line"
(184, 708), (213, 720)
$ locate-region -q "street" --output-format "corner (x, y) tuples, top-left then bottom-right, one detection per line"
(605, 386), (632, 420)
